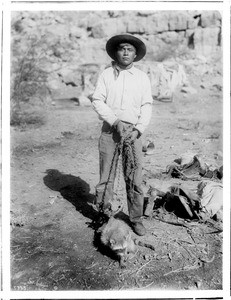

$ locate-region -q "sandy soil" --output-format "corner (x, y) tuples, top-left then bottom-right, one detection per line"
(11, 76), (223, 290)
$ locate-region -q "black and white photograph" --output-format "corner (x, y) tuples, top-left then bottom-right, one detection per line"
(8, 7), (224, 292)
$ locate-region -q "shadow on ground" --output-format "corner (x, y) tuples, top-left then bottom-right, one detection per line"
(43, 169), (121, 262)
(43, 169), (98, 221)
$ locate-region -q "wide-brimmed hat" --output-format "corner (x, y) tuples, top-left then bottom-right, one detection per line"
(106, 34), (146, 62)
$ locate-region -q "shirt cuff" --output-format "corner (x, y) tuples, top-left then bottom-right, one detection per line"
(134, 125), (144, 135)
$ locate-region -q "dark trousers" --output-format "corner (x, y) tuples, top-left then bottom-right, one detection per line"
(95, 122), (144, 224)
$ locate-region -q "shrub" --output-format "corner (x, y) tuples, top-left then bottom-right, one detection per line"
(10, 105), (46, 128)
(11, 35), (50, 127)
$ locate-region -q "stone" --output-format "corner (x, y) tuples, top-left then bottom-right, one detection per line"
(57, 68), (82, 88)
(146, 13), (169, 34)
(108, 11), (125, 18)
(78, 38), (106, 63)
(47, 78), (62, 90)
(137, 11), (155, 17)
(193, 27), (221, 55)
(159, 31), (185, 44)
(46, 24), (69, 37)
(69, 27), (85, 38)
(181, 86), (197, 94)
(187, 13), (201, 29)
(91, 19), (127, 38)
(79, 94), (92, 107)
(145, 36), (168, 61)
(201, 11), (221, 28)
(168, 11), (189, 31)
(127, 17), (146, 34)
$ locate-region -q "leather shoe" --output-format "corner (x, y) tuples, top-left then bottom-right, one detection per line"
(132, 222), (146, 236)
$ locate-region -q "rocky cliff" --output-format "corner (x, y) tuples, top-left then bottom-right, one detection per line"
(11, 10), (222, 103)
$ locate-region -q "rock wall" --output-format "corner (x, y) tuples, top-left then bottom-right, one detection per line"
(11, 10), (222, 101)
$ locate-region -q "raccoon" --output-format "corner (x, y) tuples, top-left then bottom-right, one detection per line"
(99, 217), (155, 268)
(99, 217), (136, 268)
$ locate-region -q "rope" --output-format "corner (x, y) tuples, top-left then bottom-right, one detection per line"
(100, 132), (138, 216)
(99, 142), (120, 213)
(122, 137), (138, 184)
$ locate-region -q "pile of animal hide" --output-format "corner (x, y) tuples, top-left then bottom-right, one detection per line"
(145, 181), (223, 221)
(166, 153), (223, 181)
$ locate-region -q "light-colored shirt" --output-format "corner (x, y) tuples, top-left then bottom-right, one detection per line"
(92, 64), (153, 134)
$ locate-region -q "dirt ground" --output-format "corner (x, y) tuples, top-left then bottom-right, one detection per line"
(11, 73), (223, 290)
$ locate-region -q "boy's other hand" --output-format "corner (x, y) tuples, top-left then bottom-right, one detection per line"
(127, 129), (139, 142)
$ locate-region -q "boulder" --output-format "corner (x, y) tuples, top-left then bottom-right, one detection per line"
(127, 17), (146, 34)
(168, 11), (189, 31)
(47, 78), (62, 90)
(108, 11), (126, 18)
(57, 68), (82, 88)
(137, 11), (156, 17)
(193, 27), (221, 55)
(136, 61), (189, 99)
(69, 26), (86, 38)
(46, 24), (70, 37)
(146, 13), (169, 34)
(78, 38), (106, 63)
(159, 31), (185, 45)
(145, 35), (169, 61)
(91, 18), (127, 38)
(201, 11), (221, 28)
(79, 94), (92, 107)
(181, 86), (197, 95)
(187, 12), (201, 29)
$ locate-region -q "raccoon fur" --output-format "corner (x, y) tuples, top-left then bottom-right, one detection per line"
(99, 217), (136, 268)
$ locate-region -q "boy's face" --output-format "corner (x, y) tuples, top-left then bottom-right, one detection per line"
(115, 43), (137, 67)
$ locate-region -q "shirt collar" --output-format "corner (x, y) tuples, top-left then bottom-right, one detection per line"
(112, 61), (135, 79)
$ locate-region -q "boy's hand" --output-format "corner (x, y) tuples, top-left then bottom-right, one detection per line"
(113, 119), (125, 137)
(127, 129), (140, 142)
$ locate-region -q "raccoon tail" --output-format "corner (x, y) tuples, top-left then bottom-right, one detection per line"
(134, 239), (155, 251)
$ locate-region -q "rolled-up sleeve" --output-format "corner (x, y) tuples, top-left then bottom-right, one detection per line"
(135, 74), (153, 134)
(91, 73), (118, 126)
